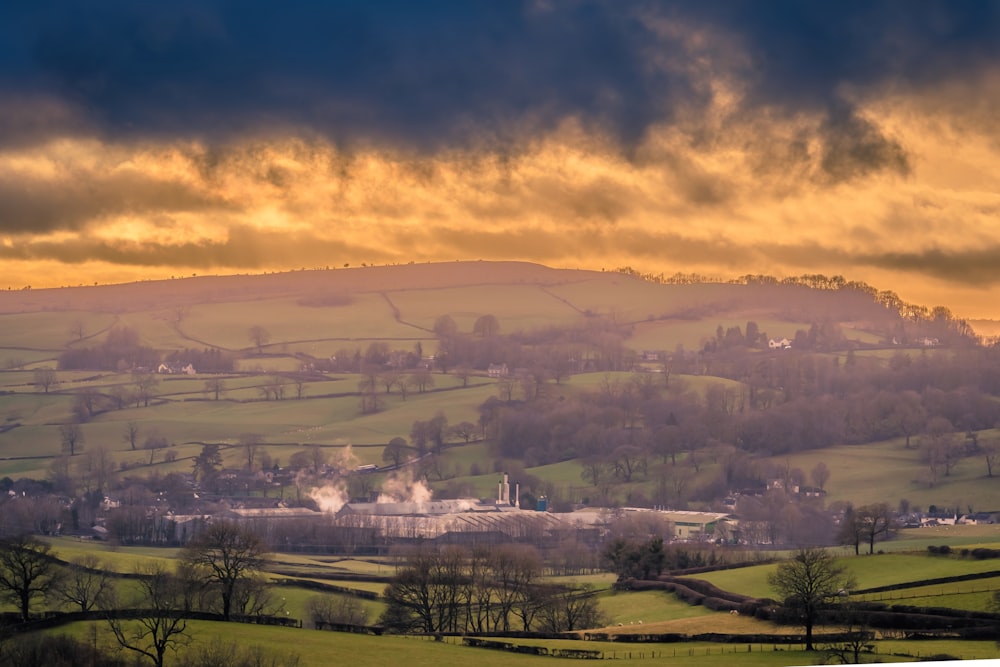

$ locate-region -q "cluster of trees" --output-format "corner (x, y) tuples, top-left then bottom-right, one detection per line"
(0, 523), (279, 667)
(468, 344), (1000, 507)
(356, 366), (436, 413)
(57, 327), (160, 371)
(162, 347), (234, 373)
(621, 267), (977, 347)
(838, 503), (896, 555)
(380, 543), (604, 634)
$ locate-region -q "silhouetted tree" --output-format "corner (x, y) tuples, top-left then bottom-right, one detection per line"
(107, 562), (190, 667)
(182, 521), (268, 621)
(768, 548), (855, 651)
(0, 534), (62, 621)
(60, 422), (85, 456)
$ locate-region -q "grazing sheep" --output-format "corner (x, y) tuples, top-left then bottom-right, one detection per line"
(730, 609), (740, 616)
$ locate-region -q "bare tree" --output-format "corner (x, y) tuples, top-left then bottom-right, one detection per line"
(132, 371), (160, 408)
(107, 562), (190, 667)
(0, 534), (62, 621)
(984, 440), (1000, 477)
(472, 314), (500, 337)
(810, 461), (830, 490)
(358, 374), (382, 414)
(182, 521), (268, 621)
(69, 319), (86, 341)
(85, 444), (117, 495)
(240, 433), (264, 471)
(248, 326), (270, 354)
(768, 548), (856, 651)
(123, 421), (140, 450)
(853, 503), (895, 554)
(203, 377), (226, 401)
(33, 367), (57, 394)
(52, 553), (115, 612)
(144, 434), (169, 465)
(306, 594), (369, 628)
(60, 422), (85, 456)
(410, 369), (434, 393)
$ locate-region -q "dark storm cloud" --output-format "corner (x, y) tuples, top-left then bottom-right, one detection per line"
(0, 225), (383, 268)
(2, 1), (995, 153)
(0, 170), (236, 234)
(860, 247), (1000, 286)
(2, 0), (689, 149)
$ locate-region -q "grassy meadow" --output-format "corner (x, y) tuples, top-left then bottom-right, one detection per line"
(3, 528), (998, 665)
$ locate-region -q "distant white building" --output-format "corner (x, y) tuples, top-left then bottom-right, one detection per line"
(487, 363), (509, 378)
(768, 338), (792, 350)
(157, 362), (196, 375)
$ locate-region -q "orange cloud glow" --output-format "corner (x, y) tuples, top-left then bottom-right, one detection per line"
(1, 82), (999, 320)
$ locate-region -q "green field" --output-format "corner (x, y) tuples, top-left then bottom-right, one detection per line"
(1, 530), (996, 666)
(762, 435), (1000, 510)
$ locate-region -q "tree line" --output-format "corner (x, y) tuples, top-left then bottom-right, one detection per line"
(0, 522), (293, 667)
(379, 543), (604, 634)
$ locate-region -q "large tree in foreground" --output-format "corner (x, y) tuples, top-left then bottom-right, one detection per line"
(107, 562), (190, 667)
(182, 521), (267, 621)
(768, 547), (856, 651)
(0, 534), (61, 621)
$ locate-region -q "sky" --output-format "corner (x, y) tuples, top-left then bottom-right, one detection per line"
(2, 1), (1000, 319)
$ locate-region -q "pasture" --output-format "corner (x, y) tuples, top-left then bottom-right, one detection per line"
(762, 435), (1000, 511)
(5, 528), (999, 666)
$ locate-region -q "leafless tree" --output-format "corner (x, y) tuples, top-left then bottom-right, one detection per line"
(240, 433), (264, 471)
(132, 371), (159, 408)
(0, 534), (62, 621)
(248, 325), (270, 354)
(203, 377), (226, 401)
(52, 553), (115, 612)
(768, 548), (856, 651)
(144, 434), (169, 465)
(33, 367), (57, 394)
(382, 437), (408, 468)
(984, 440), (1000, 477)
(410, 369), (434, 393)
(79, 444), (116, 495)
(472, 314), (500, 337)
(358, 374), (382, 414)
(123, 421), (140, 450)
(69, 319), (86, 341)
(182, 521), (268, 621)
(810, 461), (830, 490)
(60, 422), (85, 456)
(306, 594), (369, 628)
(107, 562), (190, 667)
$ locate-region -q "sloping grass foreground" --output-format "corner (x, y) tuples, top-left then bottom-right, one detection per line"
(40, 620), (853, 667)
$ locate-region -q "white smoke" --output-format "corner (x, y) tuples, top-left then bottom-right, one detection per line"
(329, 443), (359, 473)
(309, 482), (350, 514)
(377, 470), (433, 505)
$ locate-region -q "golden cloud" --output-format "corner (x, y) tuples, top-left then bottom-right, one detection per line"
(1, 74), (1000, 319)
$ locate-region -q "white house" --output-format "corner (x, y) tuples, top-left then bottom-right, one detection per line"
(487, 363), (509, 378)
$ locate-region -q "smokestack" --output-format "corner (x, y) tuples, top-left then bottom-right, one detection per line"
(515, 481), (520, 509)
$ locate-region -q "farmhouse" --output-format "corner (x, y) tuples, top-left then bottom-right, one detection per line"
(487, 363), (509, 377)
(157, 361), (196, 375)
(620, 507), (734, 541)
